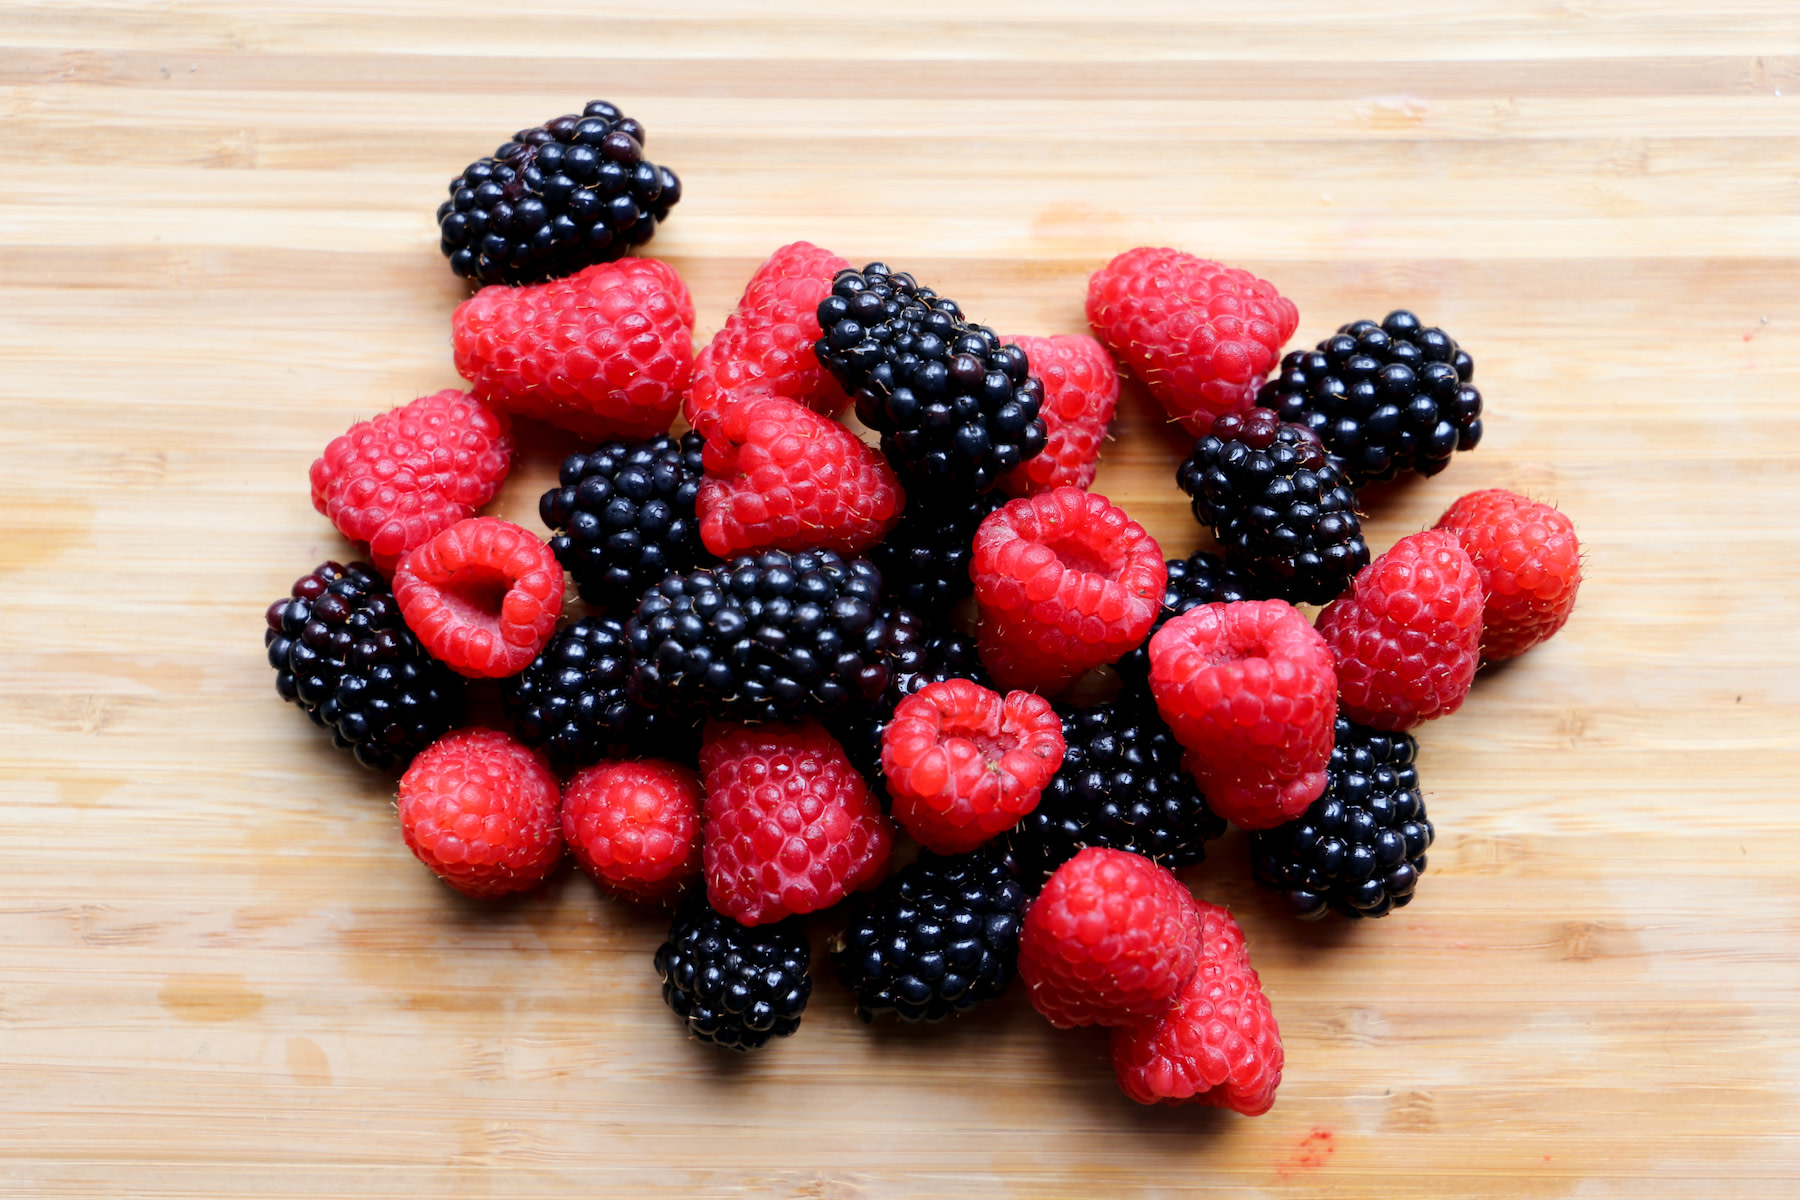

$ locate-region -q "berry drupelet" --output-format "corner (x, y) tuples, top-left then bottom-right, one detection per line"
(1176, 408), (1370, 605)
(1005, 700), (1226, 886)
(868, 489), (1006, 620)
(655, 901), (812, 1051)
(1260, 310), (1481, 485)
(830, 625), (988, 790)
(815, 263), (1047, 492)
(437, 99), (682, 286)
(832, 850), (1026, 1023)
(626, 550), (902, 723)
(265, 561), (461, 771)
(539, 432), (709, 610)
(1250, 718), (1434, 919)
(502, 616), (701, 767)
(1114, 549), (1258, 696)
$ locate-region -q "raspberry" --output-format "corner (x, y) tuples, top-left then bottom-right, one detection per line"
(881, 680), (1067, 855)
(1017, 847), (1202, 1028)
(683, 241), (853, 439)
(1316, 530), (1483, 731)
(397, 727), (563, 898)
(1113, 549), (1258, 697)
(309, 390), (514, 574)
(562, 759), (703, 900)
(699, 720), (893, 925)
(393, 517), (564, 679)
(1435, 489), (1582, 661)
(828, 622), (987, 792)
(1147, 600), (1337, 829)
(997, 334), (1118, 496)
(452, 257), (695, 440)
(1086, 248), (1298, 437)
(971, 487), (1167, 694)
(1109, 900), (1282, 1114)
(695, 395), (904, 558)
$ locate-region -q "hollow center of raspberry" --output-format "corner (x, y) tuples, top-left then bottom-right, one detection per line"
(970, 731), (1018, 767)
(436, 566), (513, 629)
(1042, 531), (1122, 580)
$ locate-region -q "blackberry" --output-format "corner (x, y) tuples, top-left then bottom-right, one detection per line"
(1260, 310), (1481, 485)
(1176, 407), (1370, 605)
(540, 432), (709, 610)
(1251, 718), (1434, 920)
(1114, 549), (1258, 695)
(502, 616), (701, 767)
(815, 263), (1047, 492)
(437, 99), (682, 286)
(626, 550), (902, 723)
(830, 626), (988, 789)
(264, 561), (460, 771)
(654, 901), (811, 1051)
(868, 489), (1005, 619)
(832, 850), (1025, 1022)
(1004, 700), (1226, 886)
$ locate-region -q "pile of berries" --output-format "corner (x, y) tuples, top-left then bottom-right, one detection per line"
(265, 101), (1586, 1116)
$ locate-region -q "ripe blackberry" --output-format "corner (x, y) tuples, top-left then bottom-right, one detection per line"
(1250, 718), (1434, 919)
(832, 850), (1025, 1022)
(868, 490), (1005, 619)
(1176, 408), (1370, 605)
(654, 901), (811, 1051)
(815, 263), (1047, 492)
(437, 99), (682, 286)
(627, 550), (901, 723)
(264, 561), (461, 771)
(1114, 549), (1258, 695)
(502, 616), (701, 767)
(540, 432), (709, 610)
(1004, 700), (1225, 886)
(1260, 310), (1481, 485)
(830, 626), (988, 789)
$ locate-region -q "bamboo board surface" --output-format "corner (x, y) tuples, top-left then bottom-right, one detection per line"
(3, 2), (1799, 1196)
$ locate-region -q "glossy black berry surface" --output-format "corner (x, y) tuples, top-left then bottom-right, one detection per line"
(655, 902), (811, 1051)
(815, 263), (1046, 493)
(1251, 717), (1434, 920)
(1260, 310), (1481, 485)
(868, 489), (1005, 619)
(1113, 549), (1259, 695)
(437, 99), (682, 286)
(832, 851), (1025, 1022)
(264, 561), (460, 771)
(540, 432), (709, 610)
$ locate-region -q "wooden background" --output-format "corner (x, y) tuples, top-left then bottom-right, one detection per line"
(3, 2), (1799, 1196)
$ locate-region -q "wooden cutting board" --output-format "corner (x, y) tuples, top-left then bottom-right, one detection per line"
(3, 2), (1798, 1196)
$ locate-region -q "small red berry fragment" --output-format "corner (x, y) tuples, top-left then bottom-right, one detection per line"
(881, 679), (1067, 854)
(997, 334), (1119, 496)
(700, 720), (893, 926)
(971, 487), (1167, 694)
(683, 241), (853, 439)
(393, 517), (564, 679)
(1317, 530), (1483, 731)
(1435, 488), (1582, 661)
(1086, 247), (1298, 437)
(696, 395), (904, 557)
(452, 257), (695, 440)
(1110, 900), (1283, 1115)
(1019, 847), (1202, 1028)
(397, 727), (563, 899)
(562, 759), (704, 900)
(1148, 600), (1337, 829)
(309, 390), (514, 574)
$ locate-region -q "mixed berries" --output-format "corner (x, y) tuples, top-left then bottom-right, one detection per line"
(265, 100), (1587, 1114)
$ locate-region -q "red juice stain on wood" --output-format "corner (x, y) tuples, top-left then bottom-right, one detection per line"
(1277, 1128), (1337, 1175)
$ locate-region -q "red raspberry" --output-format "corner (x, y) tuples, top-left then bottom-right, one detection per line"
(699, 720), (893, 925)
(695, 395), (904, 558)
(1086, 247), (1298, 437)
(1148, 600), (1337, 829)
(1317, 530), (1483, 731)
(397, 727), (563, 899)
(452, 257), (695, 440)
(996, 334), (1119, 496)
(561, 759), (703, 900)
(1018, 847), (1202, 1028)
(1435, 489), (1582, 661)
(881, 679), (1067, 854)
(683, 241), (853, 439)
(1110, 900), (1282, 1114)
(393, 517), (564, 679)
(971, 487), (1166, 694)
(309, 390), (513, 574)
